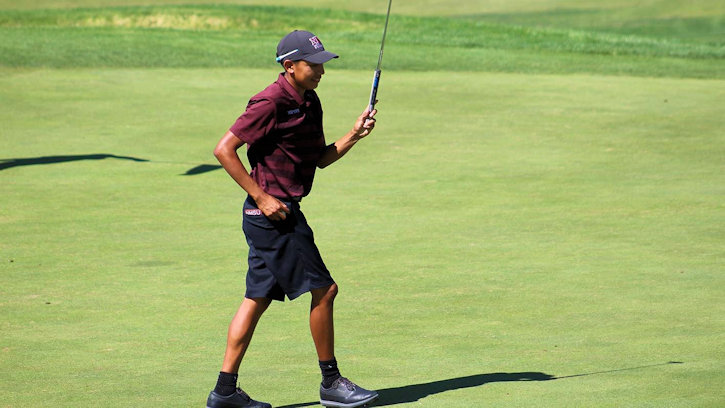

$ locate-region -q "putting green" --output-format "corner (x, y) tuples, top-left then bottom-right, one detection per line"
(2, 66), (723, 406)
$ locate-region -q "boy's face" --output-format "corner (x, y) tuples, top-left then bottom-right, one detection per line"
(285, 60), (325, 91)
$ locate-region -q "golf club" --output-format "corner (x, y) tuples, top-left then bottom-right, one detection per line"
(367, 0), (393, 119)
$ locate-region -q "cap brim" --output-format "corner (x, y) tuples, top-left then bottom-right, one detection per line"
(304, 51), (339, 64)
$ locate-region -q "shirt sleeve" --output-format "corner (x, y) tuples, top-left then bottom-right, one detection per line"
(229, 99), (276, 146)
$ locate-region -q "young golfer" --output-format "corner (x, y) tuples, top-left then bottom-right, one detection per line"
(206, 30), (379, 408)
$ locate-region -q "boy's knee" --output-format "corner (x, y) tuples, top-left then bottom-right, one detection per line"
(322, 283), (338, 302)
(313, 283), (338, 305)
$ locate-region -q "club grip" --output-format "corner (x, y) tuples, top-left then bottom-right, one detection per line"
(368, 69), (381, 113)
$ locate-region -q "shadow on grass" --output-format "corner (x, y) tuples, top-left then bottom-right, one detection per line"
(276, 372), (554, 408)
(0, 153), (148, 171)
(0, 154), (223, 176)
(182, 163), (222, 175)
(276, 362), (683, 407)
(554, 361), (683, 380)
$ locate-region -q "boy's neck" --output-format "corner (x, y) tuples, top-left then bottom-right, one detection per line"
(284, 73), (306, 98)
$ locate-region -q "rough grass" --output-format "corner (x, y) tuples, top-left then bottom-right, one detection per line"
(0, 0), (723, 18)
(0, 5), (723, 78)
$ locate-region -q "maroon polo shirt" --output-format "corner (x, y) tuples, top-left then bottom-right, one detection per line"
(230, 73), (326, 200)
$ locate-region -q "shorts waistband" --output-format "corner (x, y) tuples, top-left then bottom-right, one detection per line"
(276, 196), (302, 203)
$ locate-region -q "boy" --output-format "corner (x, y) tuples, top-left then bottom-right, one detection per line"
(207, 30), (379, 408)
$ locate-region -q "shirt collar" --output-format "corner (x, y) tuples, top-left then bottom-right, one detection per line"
(276, 72), (308, 106)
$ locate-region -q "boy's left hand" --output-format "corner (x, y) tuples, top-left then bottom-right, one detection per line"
(353, 106), (377, 139)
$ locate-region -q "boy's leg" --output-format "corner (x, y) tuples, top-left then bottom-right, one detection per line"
(310, 284), (338, 361)
(207, 297), (272, 408)
(310, 284), (378, 408)
(223, 297), (272, 373)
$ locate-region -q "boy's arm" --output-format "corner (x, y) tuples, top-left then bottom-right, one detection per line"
(317, 107), (377, 169)
(214, 131), (290, 220)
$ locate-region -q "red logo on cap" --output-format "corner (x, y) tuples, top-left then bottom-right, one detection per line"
(309, 36), (323, 50)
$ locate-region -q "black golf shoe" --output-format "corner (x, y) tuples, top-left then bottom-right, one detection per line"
(206, 388), (271, 408)
(320, 377), (379, 408)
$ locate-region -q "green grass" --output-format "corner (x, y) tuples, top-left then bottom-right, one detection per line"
(0, 0), (722, 18)
(2, 66), (724, 408)
(457, 0), (725, 44)
(2, 1), (724, 407)
(0, 5), (723, 78)
(1, 0), (722, 45)
(464, 9), (725, 44)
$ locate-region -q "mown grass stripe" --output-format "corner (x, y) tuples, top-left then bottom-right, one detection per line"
(1, 6), (723, 56)
(0, 5), (722, 78)
(2, 25), (724, 79)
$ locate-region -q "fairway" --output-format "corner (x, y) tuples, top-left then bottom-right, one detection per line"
(1, 1), (724, 408)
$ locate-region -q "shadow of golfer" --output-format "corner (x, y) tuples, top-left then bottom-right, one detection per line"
(375, 372), (554, 405)
(275, 372), (554, 408)
(0, 153), (148, 171)
(182, 164), (222, 176)
(275, 362), (683, 407)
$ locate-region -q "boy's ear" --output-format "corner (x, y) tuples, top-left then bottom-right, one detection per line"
(283, 60), (295, 73)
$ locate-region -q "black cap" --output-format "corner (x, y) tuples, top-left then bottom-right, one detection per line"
(276, 30), (339, 64)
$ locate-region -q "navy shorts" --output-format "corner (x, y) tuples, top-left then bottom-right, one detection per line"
(242, 196), (335, 301)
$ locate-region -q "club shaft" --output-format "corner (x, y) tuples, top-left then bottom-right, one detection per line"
(368, 0), (393, 113)
(376, 0), (393, 71)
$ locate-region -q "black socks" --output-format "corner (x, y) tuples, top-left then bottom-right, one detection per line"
(215, 360), (340, 394)
(214, 371), (238, 396)
(319, 358), (341, 388)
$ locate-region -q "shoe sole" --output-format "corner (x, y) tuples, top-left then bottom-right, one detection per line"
(207, 406), (271, 408)
(320, 393), (378, 408)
